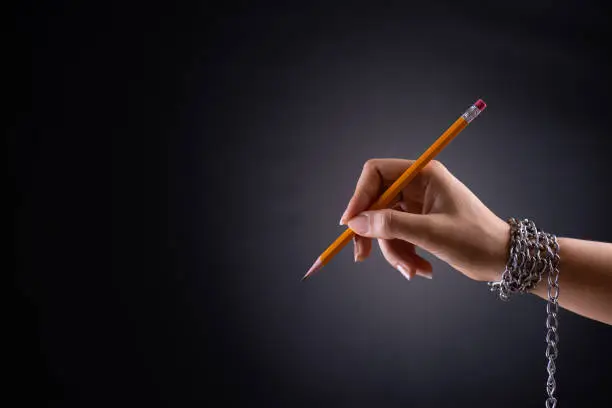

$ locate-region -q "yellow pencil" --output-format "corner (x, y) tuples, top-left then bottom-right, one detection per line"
(303, 99), (487, 280)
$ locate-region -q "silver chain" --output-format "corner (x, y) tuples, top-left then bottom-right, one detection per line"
(488, 218), (560, 407)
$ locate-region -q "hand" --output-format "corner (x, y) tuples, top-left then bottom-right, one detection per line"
(340, 159), (510, 282)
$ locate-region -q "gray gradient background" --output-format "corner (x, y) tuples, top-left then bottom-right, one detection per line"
(11, 1), (612, 407)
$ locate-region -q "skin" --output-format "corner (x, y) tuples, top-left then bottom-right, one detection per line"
(340, 159), (612, 325)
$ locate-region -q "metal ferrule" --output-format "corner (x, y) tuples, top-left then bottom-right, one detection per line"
(461, 105), (481, 124)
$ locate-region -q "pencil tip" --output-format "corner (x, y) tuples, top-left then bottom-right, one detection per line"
(302, 258), (324, 281)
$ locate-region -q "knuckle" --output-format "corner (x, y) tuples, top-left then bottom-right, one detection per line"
(429, 159), (445, 170)
(363, 159), (377, 171)
(426, 160), (448, 178)
(378, 210), (395, 235)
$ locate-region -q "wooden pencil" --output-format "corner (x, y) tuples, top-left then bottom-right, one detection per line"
(303, 99), (487, 280)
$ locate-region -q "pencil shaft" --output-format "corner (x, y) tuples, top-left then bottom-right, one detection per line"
(320, 228), (356, 265)
(372, 117), (467, 210)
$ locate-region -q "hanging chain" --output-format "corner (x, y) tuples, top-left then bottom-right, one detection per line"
(488, 218), (560, 407)
(545, 233), (560, 408)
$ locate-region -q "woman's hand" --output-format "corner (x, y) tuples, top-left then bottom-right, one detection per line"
(340, 159), (510, 282)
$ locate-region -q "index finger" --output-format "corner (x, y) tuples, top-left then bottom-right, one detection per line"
(340, 158), (416, 225)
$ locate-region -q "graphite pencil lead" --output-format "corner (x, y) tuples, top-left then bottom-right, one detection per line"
(302, 257), (323, 281)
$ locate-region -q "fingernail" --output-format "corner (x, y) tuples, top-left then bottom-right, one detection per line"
(416, 270), (433, 280)
(396, 264), (412, 281)
(354, 237), (365, 262)
(339, 210), (348, 225)
(348, 214), (369, 235)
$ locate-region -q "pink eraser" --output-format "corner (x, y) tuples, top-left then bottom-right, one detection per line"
(474, 99), (486, 111)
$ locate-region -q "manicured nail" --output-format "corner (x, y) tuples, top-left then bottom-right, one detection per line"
(396, 264), (412, 281)
(348, 214), (369, 235)
(340, 211), (348, 225)
(416, 270), (433, 280)
(353, 236), (363, 262)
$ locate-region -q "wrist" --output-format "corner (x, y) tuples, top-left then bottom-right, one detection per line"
(483, 217), (511, 282)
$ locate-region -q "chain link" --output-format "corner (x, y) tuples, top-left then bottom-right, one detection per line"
(545, 232), (560, 408)
(488, 218), (560, 407)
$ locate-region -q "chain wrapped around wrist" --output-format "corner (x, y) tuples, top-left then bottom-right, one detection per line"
(488, 218), (561, 408)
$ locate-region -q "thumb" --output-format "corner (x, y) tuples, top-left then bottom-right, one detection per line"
(347, 209), (434, 246)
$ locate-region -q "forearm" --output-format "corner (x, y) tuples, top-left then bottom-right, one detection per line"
(530, 237), (612, 325)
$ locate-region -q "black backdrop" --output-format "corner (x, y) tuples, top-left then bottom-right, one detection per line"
(11, 1), (612, 407)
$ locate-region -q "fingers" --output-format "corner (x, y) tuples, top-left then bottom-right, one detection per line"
(340, 159), (416, 225)
(378, 239), (433, 280)
(340, 159), (451, 225)
(378, 239), (416, 280)
(347, 209), (438, 250)
(353, 202), (434, 280)
(353, 234), (372, 262)
(353, 201), (401, 264)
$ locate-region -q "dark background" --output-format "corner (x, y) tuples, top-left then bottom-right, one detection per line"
(10, 1), (612, 407)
